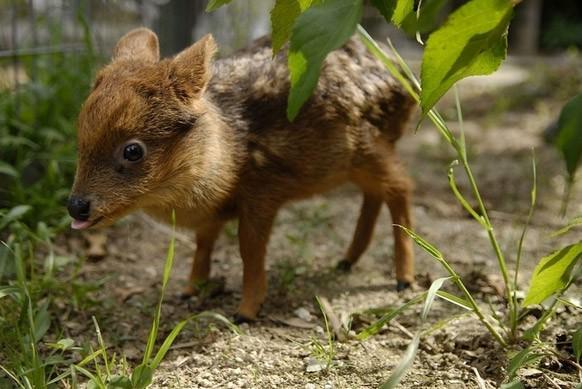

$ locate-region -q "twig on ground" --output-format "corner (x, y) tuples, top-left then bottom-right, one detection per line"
(317, 297), (347, 342)
(471, 367), (488, 389)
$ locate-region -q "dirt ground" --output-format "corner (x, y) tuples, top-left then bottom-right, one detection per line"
(54, 58), (581, 388)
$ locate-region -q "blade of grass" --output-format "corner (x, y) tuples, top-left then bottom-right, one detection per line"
(422, 277), (450, 320)
(91, 316), (110, 378)
(397, 225), (507, 347)
(73, 365), (104, 389)
(142, 210), (176, 365)
(357, 293), (426, 340)
(448, 161), (486, 227)
(511, 151), (537, 338)
(380, 277), (450, 388)
(380, 333), (420, 389)
(436, 291), (473, 311)
(0, 364), (25, 389)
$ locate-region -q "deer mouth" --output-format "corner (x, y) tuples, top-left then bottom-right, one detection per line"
(71, 216), (104, 230)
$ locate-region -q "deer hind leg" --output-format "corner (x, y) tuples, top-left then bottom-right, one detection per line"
(351, 156), (415, 290)
(337, 193), (382, 271)
(384, 170), (415, 290)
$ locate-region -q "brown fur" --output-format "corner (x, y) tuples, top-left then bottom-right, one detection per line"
(70, 28), (416, 320)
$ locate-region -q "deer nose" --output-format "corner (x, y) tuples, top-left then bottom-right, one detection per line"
(67, 196), (91, 221)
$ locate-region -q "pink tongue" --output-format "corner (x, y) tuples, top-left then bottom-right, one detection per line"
(71, 219), (92, 230)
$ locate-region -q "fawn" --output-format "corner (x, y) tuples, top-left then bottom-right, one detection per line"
(67, 28), (415, 321)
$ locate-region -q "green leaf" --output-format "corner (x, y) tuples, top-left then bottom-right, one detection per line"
(0, 162), (19, 178)
(506, 348), (542, 380)
(131, 364), (153, 389)
(357, 293), (425, 340)
(33, 302), (51, 342)
(380, 333), (420, 389)
(555, 94), (582, 180)
(55, 338), (75, 351)
(436, 290), (473, 311)
(420, 0), (513, 112)
(551, 215), (582, 237)
(205, 0), (233, 11)
(401, 0), (449, 35)
(0, 286), (22, 300)
(107, 375), (132, 389)
(371, 0), (413, 27)
(397, 225), (444, 260)
(573, 327), (582, 363)
(271, 0), (314, 54)
(0, 205), (32, 230)
(151, 320), (188, 369)
(73, 365), (103, 389)
(287, 0), (363, 121)
(380, 277), (449, 388)
(522, 242), (582, 307)
(421, 277), (450, 320)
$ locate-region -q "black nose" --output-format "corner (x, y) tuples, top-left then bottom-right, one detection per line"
(67, 196), (91, 221)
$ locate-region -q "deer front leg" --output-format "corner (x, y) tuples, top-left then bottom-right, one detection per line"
(236, 205), (278, 322)
(182, 221), (224, 297)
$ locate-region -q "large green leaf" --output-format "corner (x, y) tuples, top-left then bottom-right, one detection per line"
(271, 0), (315, 54)
(371, 0), (413, 27)
(522, 242), (582, 307)
(287, 0), (363, 121)
(401, 0), (449, 35)
(420, 0), (513, 112)
(205, 0), (233, 12)
(555, 94), (582, 180)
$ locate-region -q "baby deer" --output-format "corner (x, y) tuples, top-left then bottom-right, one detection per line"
(68, 28), (415, 321)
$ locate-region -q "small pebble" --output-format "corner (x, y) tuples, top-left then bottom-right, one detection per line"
(294, 307), (313, 322)
(305, 357), (327, 373)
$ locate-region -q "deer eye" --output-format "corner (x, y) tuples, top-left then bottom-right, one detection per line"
(123, 143), (144, 162)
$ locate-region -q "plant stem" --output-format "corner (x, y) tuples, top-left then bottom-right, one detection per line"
(510, 154), (537, 338)
(560, 177), (573, 217)
(357, 25), (514, 344)
(437, 256), (508, 347)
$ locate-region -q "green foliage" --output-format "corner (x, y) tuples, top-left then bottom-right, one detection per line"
(75, 213), (239, 389)
(522, 242), (582, 307)
(420, 0), (512, 112)
(380, 277), (450, 388)
(371, 0), (413, 27)
(401, 0), (449, 36)
(506, 347), (543, 382)
(555, 93), (582, 181)
(270, 0), (314, 54)
(357, 293), (425, 340)
(551, 215), (582, 237)
(287, 0), (363, 120)
(0, 45), (95, 230)
(542, 17), (582, 50)
(205, 0), (233, 12)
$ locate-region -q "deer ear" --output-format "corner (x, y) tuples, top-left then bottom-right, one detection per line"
(171, 34), (217, 99)
(113, 28), (159, 63)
